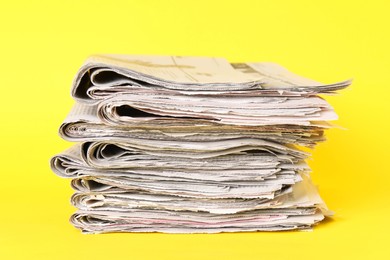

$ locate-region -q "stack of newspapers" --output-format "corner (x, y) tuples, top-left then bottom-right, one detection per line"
(51, 55), (350, 233)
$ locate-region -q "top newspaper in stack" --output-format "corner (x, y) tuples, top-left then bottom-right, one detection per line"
(71, 54), (350, 103)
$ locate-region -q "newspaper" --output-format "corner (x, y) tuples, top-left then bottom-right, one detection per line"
(70, 175), (330, 233)
(51, 143), (309, 179)
(51, 55), (349, 233)
(51, 142), (306, 199)
(71, 55), (351, 104)
(97, 93), (337, 126)
(59, 102), (327, 146)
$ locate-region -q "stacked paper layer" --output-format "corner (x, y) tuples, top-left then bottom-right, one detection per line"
(51, 55), (350, 233)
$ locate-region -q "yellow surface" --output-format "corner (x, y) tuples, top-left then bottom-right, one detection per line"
(1, 1), (389, 259)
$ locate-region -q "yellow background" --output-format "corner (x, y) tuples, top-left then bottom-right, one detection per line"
(1, 1), (389, 259)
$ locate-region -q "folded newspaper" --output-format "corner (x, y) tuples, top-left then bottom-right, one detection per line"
(51, 55), (350, 233)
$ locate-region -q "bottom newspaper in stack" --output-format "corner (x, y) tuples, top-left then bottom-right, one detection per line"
(51, 139), (331, 233)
